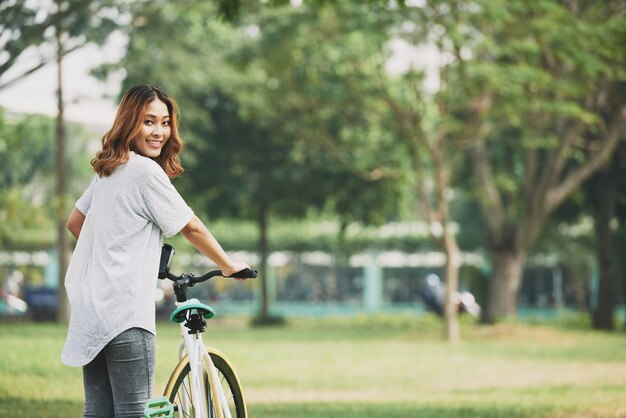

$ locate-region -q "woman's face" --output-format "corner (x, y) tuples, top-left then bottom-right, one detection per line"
(132, 99), (171, 158)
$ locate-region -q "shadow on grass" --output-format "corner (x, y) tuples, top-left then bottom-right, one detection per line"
(1, 397), (83, 418)
(248, 402), (554, 418)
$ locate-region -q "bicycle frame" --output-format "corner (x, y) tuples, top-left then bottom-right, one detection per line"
(174, 299), (232, 418)
(156, 245), (256, 418)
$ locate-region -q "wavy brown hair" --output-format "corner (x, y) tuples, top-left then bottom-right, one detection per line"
(91, 85), (185, 178)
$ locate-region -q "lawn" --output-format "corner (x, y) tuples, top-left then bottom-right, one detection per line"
(1, 314), (625, 418)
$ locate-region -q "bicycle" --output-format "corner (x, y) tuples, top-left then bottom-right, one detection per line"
(145, 243), (257, 418)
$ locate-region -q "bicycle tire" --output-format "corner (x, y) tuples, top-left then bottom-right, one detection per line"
(164, 347), (247, 418)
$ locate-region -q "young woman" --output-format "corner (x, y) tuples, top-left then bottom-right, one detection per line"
(61, 84), (250, 417)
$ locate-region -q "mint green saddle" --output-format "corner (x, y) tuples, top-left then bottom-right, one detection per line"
(170, 301), (215, 323)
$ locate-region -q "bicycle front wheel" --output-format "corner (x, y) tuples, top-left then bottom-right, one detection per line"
(164, 347), (247, 418)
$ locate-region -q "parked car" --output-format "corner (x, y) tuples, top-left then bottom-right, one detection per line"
(24, 287), (58, 321)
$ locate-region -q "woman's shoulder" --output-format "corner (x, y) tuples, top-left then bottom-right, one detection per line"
(126, 152), (167, 178)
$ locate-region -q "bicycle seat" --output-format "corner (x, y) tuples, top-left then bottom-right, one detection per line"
(170, 299), (215, 323)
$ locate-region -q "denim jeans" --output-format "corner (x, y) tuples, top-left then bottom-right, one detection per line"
(82, 328), (156, 418)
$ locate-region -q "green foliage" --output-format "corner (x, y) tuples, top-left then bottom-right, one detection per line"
(0, 111), (55, 249)
(0, 109), (95, 249)
(0, 111), (55, 187)
(231, 3), (410, 224)
(418, 0), (625, 181)
(166, 217), (434, 254)
(438, 0), (626, 218)
(116, 1), (408, 229)
(391, 0), (626, 320)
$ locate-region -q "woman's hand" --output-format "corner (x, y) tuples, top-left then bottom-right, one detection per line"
(220, 261), (252, 279)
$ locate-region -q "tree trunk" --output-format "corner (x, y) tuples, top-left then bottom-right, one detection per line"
(430, 139), (462, 342)
(55, 17), (69, 323)
(592, 160), (618, 330)
(482, 249), (526, 323)
(562, 263), (589, 313)
(328, 220), (349, 301)
(257, 201), (270, 319)
(443, 231), (461, 343)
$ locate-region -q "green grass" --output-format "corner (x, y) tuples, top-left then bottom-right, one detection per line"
(1, 314), (626, 417)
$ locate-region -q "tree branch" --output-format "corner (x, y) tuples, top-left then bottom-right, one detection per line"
(468, 139), (505, 238)
(548, 107), (626, 212)
(0, 42), (86, 91)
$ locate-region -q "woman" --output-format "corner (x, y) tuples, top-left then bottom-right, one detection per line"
(61, 85), (250, 417)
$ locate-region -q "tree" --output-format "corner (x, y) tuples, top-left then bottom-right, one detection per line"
(1, 0), (126, 321)
(534, 195), (595, 314)
(406, 0), (626, 322)
(0, 0), (56, 89)
(0, 0), (124, 90)
(181, 90), (339, 321)
(384, 75), (465, 342)
(115, 1), (286, 321)
(55, 0), (125, 321)
(589, 143), (625, 330)
(112, 1), (406, 322)
(235, 3), (469, 340)
(535, 141), (626, 329)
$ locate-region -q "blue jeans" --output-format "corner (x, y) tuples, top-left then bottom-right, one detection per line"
(82, 328), (156, 418)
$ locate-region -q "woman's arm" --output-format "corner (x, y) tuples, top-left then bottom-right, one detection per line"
(181, 215), (249, 277)
(67, 208), (86, 240)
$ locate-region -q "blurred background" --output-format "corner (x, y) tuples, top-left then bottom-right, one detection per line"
(1, 0), (625, 338)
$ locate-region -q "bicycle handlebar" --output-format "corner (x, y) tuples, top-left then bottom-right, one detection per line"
(157, 244), (257, 302)
(163, 267), (258, 287)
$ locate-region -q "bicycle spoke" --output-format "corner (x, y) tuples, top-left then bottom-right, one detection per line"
(167, 352), (245, 418)
(176, 376), (195, 418)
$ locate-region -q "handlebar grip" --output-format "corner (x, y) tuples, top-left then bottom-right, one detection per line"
(226, 268), (258, 279)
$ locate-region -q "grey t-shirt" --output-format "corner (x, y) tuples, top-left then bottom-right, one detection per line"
(61, 152), (194, 366)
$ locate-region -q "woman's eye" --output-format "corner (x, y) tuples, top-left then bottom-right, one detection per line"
(163, 120), (170, 126)
(144, 120), (153, 125)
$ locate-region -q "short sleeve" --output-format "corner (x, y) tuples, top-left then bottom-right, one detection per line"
(141, 171), (194, 237)
(75, 175), (99, 215)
